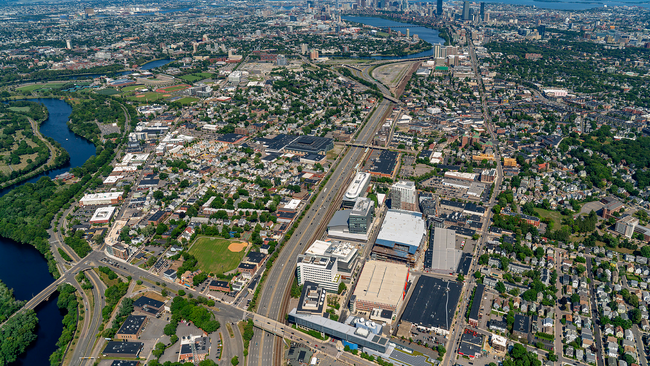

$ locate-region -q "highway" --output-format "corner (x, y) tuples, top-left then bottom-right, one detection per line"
(249, 98), (393, 366)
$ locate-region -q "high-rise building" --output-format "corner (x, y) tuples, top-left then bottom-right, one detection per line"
(301, 43), (309, 55)
(66, 39), (72, 50)
(276, 54), (287, 66)
(462, 0), (470, 21)
(615, 215), (639, 238)
(480, 2), (485, 22)
(406, 29), (410, 38)
(296, 254), (340, 292)
(390, 180), (418, 212)
(436, 0), (443, 15)
(349, 198), (374, 234)
(310, 49), (319, 60)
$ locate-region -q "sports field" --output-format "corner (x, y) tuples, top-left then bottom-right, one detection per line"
(189, 237), (248, 275)
(16, 83), (66, 92)
(122, 85), (147, 92)
(126, 92), (164, 102)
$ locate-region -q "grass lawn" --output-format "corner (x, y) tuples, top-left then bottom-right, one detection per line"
(8, 106), (30, 112)
(94, 268), (120, 288)
(174, 97), (199, 105)
(16, 83), (65, 92)
(189, 237), (247, 275)
(95, 88), (120, 95)
(179, 74), (204, 82)
(534, 208), (566, 229)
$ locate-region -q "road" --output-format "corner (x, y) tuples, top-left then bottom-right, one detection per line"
(250, 98), (393, 366)
(586, 258), (606, 366)
(441, 39), (504, 366)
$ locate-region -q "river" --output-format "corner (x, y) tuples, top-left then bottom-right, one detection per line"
(0, 98), (96, 365)
(140, 59), (173, 70)
(342, 16), (445, 59)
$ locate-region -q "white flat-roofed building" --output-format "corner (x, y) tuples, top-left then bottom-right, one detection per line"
(120, 153), (149, 166)
(425, 227), (462, 273)
(444, 171), (477, 181)
(352, 260), (409, 313)
(296, 254), (341, 292)
(373, 209), (426, 267)
(616, 215), (639, 238)
(283, 199), (301, 210)
(80, 192), (124, 206)
(342, 172), (371, 208)
(306, 240), (359, 277)
(90, 206), (117, 224)
(103, 175), (124, 185)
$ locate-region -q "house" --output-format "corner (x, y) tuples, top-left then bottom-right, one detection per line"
(489, 319), (507, 333)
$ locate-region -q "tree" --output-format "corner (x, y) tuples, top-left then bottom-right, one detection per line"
(178, 290), (186, 296)
(456, 274), (465, 282)
(231, 356), (239, 366)
(338, 282), (346, 295)
(570, 293), (580, 304)
(496, 281), (506, 294)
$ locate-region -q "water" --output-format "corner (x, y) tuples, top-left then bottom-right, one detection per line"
(0, 98), (96, 196)
(342, 16), (445, 59)
(0, 98), (96, 365)
(433, 0), (650, 10)
(140, 59), (173, 70)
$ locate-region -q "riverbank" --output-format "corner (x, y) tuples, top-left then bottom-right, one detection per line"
(341, 15), (446, 60)
(343, 13), (451, 48)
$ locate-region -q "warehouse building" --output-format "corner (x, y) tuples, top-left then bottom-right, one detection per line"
(352, 260), (409, 314)
(424, 227), (462, 273)
(80, 192), (123, 206)
(283, 135), (333, 155)
(372, 210), (426, 267)
(401, 276), (462, 336)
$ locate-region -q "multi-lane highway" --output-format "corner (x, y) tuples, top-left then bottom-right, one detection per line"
(249, 98), (393, 366)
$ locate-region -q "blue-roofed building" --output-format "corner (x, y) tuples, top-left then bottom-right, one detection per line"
(372, 210), (426, 267)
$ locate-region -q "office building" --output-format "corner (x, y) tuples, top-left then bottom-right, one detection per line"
(80, 192), (123, 206)
(305, 240), (358, 277)
(480, 2), (485, 21)
(276, 54), (287, 66)
(301, 43), (308, 55)
(116, 315), (148, 340)
(390, 180), (417, 212)
(436, 0), (443, 15)
(462, 0), (470, 20)
(297, 281), (326, 315)
(102, 342), (143, 358)
(133, 296), (164, 316)
(373, 210), (426, 267)
(288, 309), (391, 353)
(349, 198), (374, 234)
(616, 215), (639, 238)
(352, 260), (409, 313)
(296, 254), (341, 292)
(342, 172), (371, 208)
(178, 335), (209, 363)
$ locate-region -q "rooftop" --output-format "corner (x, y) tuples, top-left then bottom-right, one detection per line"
(353, 260), (409, 308)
